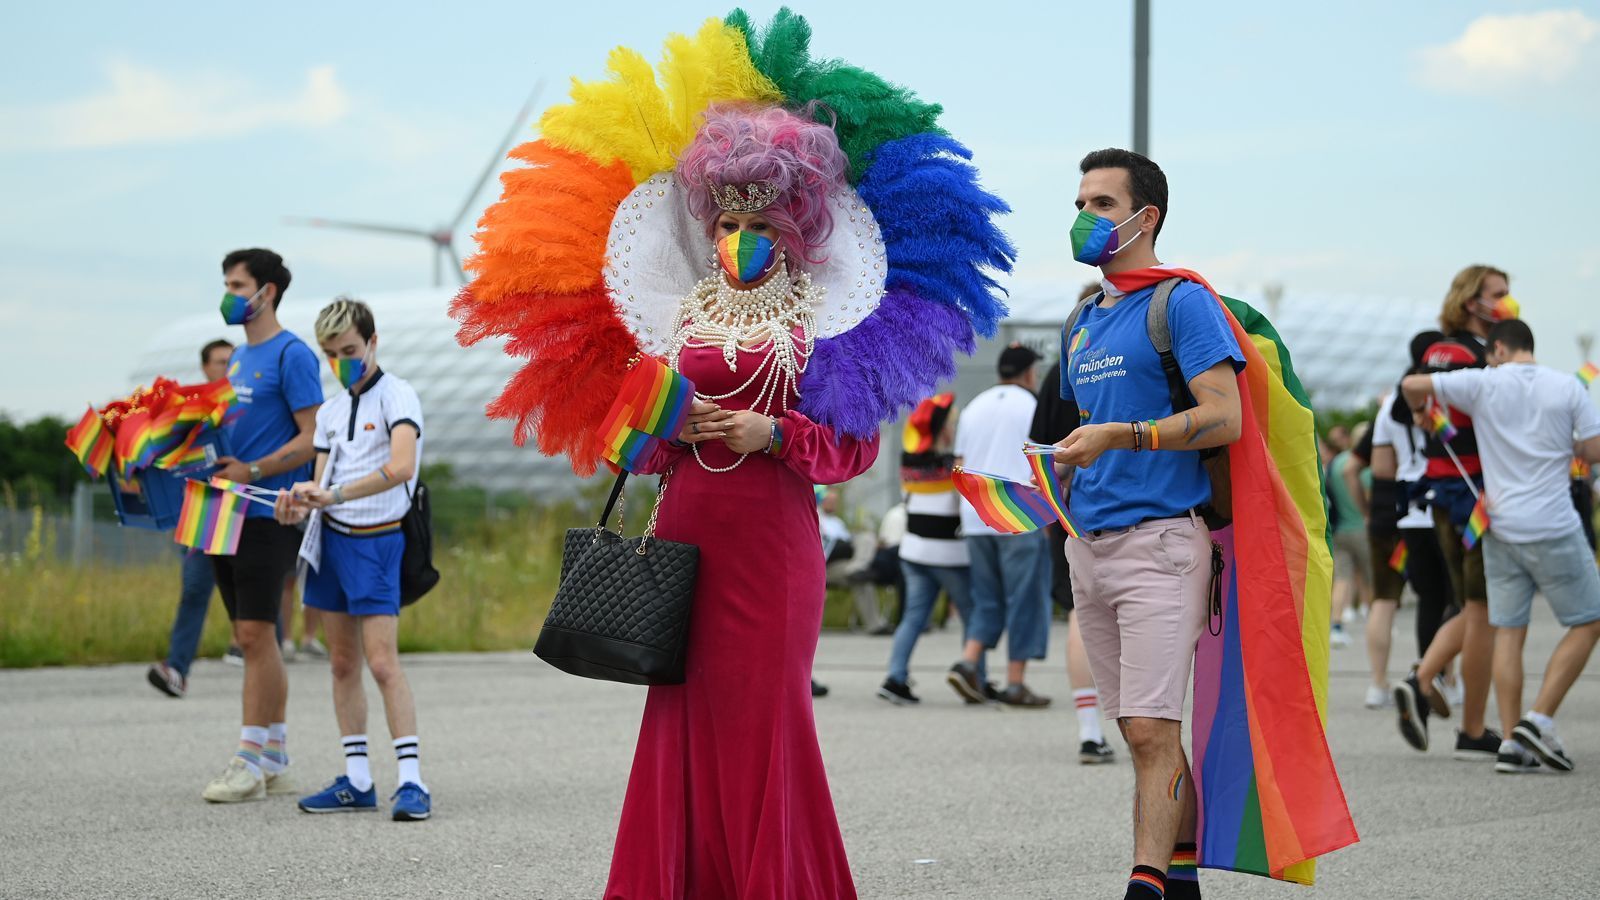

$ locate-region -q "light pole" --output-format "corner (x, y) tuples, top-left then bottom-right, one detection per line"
(1133, 0), (1150, 155)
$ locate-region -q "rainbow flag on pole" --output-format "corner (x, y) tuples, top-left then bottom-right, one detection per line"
(1026, 451), (1084, 538)
(1577, 362), (1598, 387)
(65, 407), (113, 477)
(1107, 267), (1356, 885)
(1388, 541), (1408, 577)
(1424, 401), (1457, 443)
(173, 480), (246, 555)
(596, 355), (696, 472)
(1463, 497), (1489, 549)
(951, 467), (1056, 534)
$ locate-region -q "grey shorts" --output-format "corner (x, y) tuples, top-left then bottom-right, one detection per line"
(1482, 530), (1600, 628)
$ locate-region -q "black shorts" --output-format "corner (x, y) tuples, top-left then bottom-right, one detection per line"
(211, 518), (302, 622)
(1047, 522), (1074, 612)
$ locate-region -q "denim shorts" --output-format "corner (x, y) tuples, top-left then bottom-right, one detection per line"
(1482, 530), (1600, 628)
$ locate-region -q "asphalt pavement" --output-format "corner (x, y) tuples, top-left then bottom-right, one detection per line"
(3, 601), (1596, 899)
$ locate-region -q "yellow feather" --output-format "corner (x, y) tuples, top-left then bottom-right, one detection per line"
(539, 19), (781, 183)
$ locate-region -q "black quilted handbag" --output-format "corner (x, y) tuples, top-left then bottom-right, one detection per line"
(534, 470), (698, 685)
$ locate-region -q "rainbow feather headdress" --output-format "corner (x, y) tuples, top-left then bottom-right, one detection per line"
(452, 8), (1014, 474)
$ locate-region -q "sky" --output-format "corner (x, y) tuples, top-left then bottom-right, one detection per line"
(3, 1), (1598, 420)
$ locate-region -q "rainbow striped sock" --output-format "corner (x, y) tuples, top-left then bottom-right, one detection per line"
(1126, 865), (1165, 898)
(1169, 843), (1198, 882)
(235, 726), (267, 777)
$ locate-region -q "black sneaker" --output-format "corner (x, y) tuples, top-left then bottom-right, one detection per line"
(146, 662), (185, 698)
(1393, 675), (1430, 752)
(810, 679), (829, 698)
(1079, 739), (1116, 765)
(1495, 741), (1542, 775)
(946, 662), (985, 704)
(1452, 727), (1502, 761)
(998, 684), (1052, 709)
(877, 678), (920, 705)
(1513, 719), (1574, 772)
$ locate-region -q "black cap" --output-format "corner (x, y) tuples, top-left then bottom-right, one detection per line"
(998, 343), (1040, 379)
(1409, 330), (1447, 368)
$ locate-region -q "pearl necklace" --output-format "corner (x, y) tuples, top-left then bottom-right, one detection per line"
(667, 264), (821, 473)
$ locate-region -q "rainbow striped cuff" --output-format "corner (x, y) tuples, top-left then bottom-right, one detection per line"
(1169, 847), (1198, 882)
(1127, 871), (1165, 896)
(326, 517), (402, 537)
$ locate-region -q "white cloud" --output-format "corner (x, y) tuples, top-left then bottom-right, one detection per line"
(0, 60), (349, 151)
(1418, 9), (1599, 94)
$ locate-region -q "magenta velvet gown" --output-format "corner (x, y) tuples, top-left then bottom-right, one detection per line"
(603, 336), (879, 900)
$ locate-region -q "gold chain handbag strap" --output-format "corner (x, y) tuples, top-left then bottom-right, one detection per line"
(638, 470), (671, 556)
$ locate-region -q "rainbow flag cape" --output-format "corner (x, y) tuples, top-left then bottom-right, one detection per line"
(1026, 451), (1084, 538)
(65, 407), (114, 477)
(1107, 268), (1357, 884)
(1388, 541), (1408, 577)
(1463, 496), (1489, 549)
(1577, 363), (1598, 387)
(596, 355), (696, 472)
(173, 480), (246, 555)
(950, 467), (1056, 534)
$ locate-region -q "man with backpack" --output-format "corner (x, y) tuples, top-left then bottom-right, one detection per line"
(1049, 149), (1247, 900)
(274, 297), (433, 821)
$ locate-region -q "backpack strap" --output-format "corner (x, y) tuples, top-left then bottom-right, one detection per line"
(1145, 277), (1190, 413)
(1061, 292), (1103, 364)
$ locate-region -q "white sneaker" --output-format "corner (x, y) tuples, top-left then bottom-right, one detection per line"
(202, 758), (266, 803)
(1341, 607), (1357, 626)
(1330, 625), (1351, 648)
(264, 766), (296, 796)
(1442, 677), (1464, 712)
(280, 639), (297, 662)
(299, 637), (329, 660)
(1364, 685), (1392, 709)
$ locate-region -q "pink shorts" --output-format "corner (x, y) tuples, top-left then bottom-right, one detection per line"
(1063, 515), (1212, 721)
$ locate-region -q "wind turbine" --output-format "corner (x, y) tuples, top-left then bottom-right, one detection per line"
(286, 83), (545, 287)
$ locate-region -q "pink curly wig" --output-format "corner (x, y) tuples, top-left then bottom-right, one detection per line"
(676, 103), (848, 264)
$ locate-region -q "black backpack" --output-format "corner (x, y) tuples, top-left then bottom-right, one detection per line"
(399, 479), (440, 606)
(1064, 277), (1233, 529)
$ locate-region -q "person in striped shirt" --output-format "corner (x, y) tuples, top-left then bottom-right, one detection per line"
(274, 297), (431, 822)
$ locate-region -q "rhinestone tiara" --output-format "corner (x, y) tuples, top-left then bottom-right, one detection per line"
(710, 181), (780, 213)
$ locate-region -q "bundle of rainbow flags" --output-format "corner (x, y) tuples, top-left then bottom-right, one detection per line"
(173, 477), (280, 555)
(65, 377), (240, 480)
(950, 447), (1082, 538)
(596, 355), (696, 472)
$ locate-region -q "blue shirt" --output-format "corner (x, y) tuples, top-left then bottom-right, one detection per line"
(1060, 281), (1245, 532)
(224, 330), (323, 517)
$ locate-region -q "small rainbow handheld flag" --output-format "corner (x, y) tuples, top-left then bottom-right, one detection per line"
(1573, 458), (1592, 480)
(596, 355), (696, 472)
(951, 466), (1057, 534)
(1463, 497), (1490, 550)
(1026, 451), (1084, 538)
(173, 480), (246, 555)
(1424, 401), (1457, 443)
(65, 407), (113, 477)
(1577, 363), (1598, 387)
(1388, 541), (1408, 576)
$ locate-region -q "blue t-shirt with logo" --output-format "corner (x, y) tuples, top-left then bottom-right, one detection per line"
(225, 330), (323, 517)
(1060, 281), (1245, 532)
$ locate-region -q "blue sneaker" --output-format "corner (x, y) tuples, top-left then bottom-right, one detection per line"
(297, 776), (377, 813)
(391, 782), (431, 821)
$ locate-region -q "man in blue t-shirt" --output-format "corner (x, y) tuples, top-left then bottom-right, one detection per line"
(201, 248), (324, 805)
(1050, 149), (1245, 900)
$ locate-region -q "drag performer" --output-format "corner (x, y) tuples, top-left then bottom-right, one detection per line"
(452, 10), (1013, 898)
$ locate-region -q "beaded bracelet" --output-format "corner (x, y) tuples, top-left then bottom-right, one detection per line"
(1147, 420), (1161, 451)
(1130, 420), (1142, 453)
(766, 418), (785, 455)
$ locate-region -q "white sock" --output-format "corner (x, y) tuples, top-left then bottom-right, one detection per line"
(261, 721), (288, 774)
(1526, 710), (1555, 732)
(1074, 689), (1104, 744)
(343, 734), (373, 792)
(236, 726), (268, 778)
(394, 735), (422, 789)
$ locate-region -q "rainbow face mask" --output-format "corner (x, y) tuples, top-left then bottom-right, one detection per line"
(1478, 295), (1521, 323)
(717, 230), (780, 286)
(1069, 206), (1148, 266)
(329, 343), (373, 390)
(219, 286), (268, 325)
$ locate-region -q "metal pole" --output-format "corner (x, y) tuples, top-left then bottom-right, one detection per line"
(1133, 0), (1150, 155)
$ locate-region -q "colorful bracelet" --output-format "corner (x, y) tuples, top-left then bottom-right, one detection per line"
(766, 418), (785, 455)
(1147, 420), (1161, 451)
(1131, 420), (1142, 453)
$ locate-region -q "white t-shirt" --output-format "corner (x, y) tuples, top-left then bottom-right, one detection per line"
(954, 383), (1038, 537)
(1370, 391), (1432, 529)
(313, 371), (424, 526)
(1433, 363), (1600, 543)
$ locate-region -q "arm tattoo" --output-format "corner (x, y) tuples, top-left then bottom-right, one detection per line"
(1194, 383), (1229, 400)
(1191, 419), (1227, 444)
(1181, 412), (1196, 437)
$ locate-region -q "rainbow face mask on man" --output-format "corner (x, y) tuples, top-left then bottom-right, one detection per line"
(1069, 206), (1149, 266)
(219, 285), (268, 325)
(717, 231), (780, 286)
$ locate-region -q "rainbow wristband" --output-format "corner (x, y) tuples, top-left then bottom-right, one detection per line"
(766, 419), (785, 455)
(1147, 420), (1160, 451)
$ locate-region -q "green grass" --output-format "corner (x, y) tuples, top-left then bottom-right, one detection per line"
(0, 498), (872, 669)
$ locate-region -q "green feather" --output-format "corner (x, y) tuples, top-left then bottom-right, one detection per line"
(726, 7), (945, 183)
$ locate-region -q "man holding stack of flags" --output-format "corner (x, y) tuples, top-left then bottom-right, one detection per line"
(1401, 317), (1600, 774)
